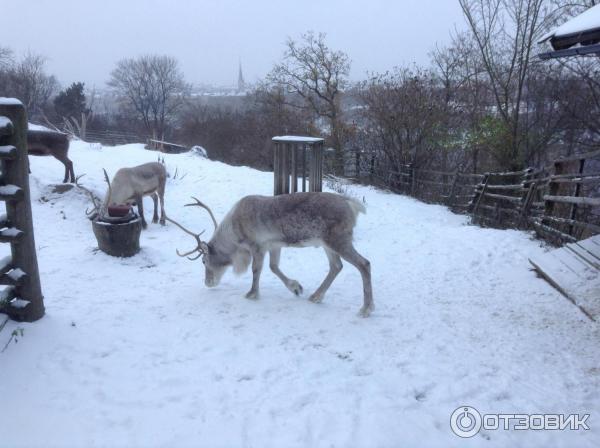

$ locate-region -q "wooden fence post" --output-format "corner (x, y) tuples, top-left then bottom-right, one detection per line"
(568, 158), (585, 237)
(0, 100), (44, 322)
(447, 171), (459, 208)
(471, 173), (489, 219)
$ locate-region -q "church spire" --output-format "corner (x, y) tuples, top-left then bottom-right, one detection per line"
(237, 59), (246, 92)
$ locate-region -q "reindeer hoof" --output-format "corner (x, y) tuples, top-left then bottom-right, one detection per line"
(287, 280), (303, 296)
(160, 219), (166, 226)
(142, 222), (148, 229)
(152, 218), (158, 224)
(309, 293), (324, 303)
(358, 304), (374, 318)
(245, 290), (259, 300)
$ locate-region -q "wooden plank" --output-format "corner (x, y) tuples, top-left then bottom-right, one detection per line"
(566, 244), (600, 270)
(543, 195), (600, 207)
(529, 237), (600, 320)
(575, 236), (600, 261)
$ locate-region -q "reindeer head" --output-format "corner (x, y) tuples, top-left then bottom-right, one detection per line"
(166, 197), (226, 287)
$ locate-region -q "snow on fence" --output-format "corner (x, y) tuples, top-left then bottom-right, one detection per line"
(0, 99), (45, 322)
(348, 151), (600, 246)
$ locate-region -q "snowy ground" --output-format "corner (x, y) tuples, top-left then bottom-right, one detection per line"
(1, 141), (599, 448)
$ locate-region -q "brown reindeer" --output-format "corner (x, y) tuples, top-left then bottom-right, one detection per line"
(27, 129), (75, 183)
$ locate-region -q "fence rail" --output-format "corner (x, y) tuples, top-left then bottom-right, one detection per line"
(350, 150), (600, 246)
(0, 99), (44, 322)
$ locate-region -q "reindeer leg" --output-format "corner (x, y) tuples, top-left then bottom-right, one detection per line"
(68, 159), (75, 183)
(269, 248), (303, 296)
(245, 249), (265, 300)
(151, 193), (159, 224)
(136, 195), (147, 229)
(332, 243), (373, 317)
(62, 160), (69, 183)
(158, 183), (166, 226)
(309, 248), (343, 304)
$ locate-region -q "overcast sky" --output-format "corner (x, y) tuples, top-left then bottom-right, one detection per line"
(2, 0), (466, 89)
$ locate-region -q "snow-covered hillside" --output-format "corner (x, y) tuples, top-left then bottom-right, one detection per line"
(1, 141), (599, 447)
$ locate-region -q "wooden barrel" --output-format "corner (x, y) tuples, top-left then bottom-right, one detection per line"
(92, 217), (142, 257)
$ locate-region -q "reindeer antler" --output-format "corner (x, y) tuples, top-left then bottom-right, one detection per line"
(165, 216), (207, 260)
(74, 174), (102, 218)
(185, 196), (218, 231)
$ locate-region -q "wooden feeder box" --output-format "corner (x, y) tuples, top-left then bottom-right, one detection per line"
(92, 208), (142, 257)
(272, 136), (324, 195)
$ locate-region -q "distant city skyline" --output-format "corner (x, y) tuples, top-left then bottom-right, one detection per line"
(1, 0), (466, 89)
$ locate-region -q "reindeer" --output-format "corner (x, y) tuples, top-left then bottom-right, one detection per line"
(167, 193), (374, 317)
(88, 162), (167, 229)
(27, 129), (75, 183)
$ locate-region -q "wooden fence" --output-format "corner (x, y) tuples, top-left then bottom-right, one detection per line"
(0, 100), (45, 322)
(352, 151), (600, 246)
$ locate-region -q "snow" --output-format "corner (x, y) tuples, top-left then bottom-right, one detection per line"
(273, 135), (324, 143)
(540, 4), (600, 42)
(0, 184), (21, 196)
(28, 122), (57, 132)
(0, 116), (12, 131)
(0, 141), (599, 447)
(0, 97), (22, 106)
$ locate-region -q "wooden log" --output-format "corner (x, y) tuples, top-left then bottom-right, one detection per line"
(0, 100), (45, 322)
(554, 148), (600, 163)
(543, 195), (600, 207)
(539, 215), (600, 234)
(481, 192), (522, 203)
(92, 217), (142, 257)
(485, 183), (527, 191)
(532, 218), (577, 243)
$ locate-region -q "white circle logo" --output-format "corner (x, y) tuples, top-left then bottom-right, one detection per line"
(450, 406), (482, 438)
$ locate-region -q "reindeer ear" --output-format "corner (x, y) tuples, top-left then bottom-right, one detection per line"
(200, 242), (210, 254)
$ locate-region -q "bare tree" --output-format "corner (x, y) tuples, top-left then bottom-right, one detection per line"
(0, 51), (58, 118)
(358, 67), (447, 172)
(268, 32), (350, 174)
(108, 55), (190, 140)
(458, 0), (550, 169)
(0, 46), (13, 70)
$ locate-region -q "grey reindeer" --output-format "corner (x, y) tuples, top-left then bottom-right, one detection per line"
(167, 192), (374, 317)
(87, 162), (167, 229)
(27, 129), (75, 183)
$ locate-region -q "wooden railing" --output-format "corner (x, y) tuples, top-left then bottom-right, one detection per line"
(350, 151), (600, 246)
(0, 99), (44, 322)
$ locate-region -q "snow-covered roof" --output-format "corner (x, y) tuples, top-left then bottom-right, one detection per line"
(540, 4), (600, 43)
(272, 136), (324, 143)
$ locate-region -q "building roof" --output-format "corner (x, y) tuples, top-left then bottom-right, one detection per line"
(539, 4), (600, 59)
